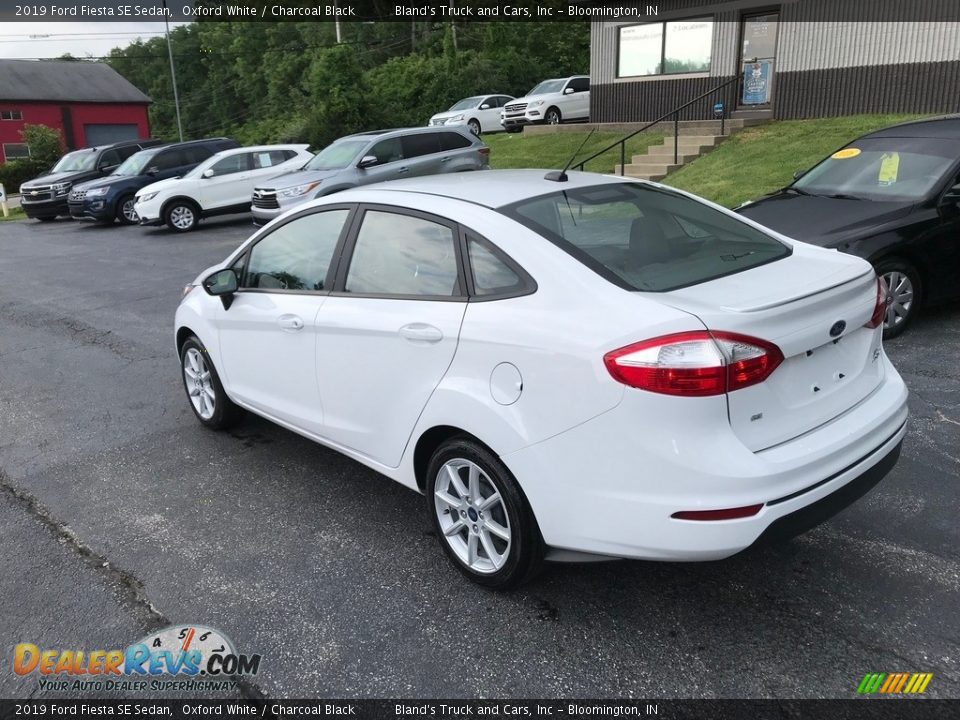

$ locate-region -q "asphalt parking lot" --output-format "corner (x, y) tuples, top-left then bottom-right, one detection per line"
(0, 216), (958, 700)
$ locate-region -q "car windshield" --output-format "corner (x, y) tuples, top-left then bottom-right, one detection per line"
(793, 136), (960, 202)
(528, 80), (565, 95)
(448, 97), (483, 111)
(303, 139), (368, 171)
(113, 150), (154, 176)
(501, 183), (791, 292)
(51, 150), (97, 173)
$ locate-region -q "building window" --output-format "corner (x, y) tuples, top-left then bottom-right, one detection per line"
(1, 110), (23, 121)
(618, 19), (713, 77)
(3, 143), (30, 161)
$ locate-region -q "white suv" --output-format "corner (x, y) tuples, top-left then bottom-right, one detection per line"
(500, 76), (590, 132)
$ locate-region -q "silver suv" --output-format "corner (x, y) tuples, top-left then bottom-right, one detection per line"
(252, 126), (489, 225)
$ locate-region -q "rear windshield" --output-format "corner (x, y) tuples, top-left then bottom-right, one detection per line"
(500, 183), (791, 292)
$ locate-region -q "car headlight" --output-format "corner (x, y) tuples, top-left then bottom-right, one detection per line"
(278, 181), (321, 198)
(138, 192), (158, 202)
(52, 182), (72, 196)
(181, 284), (197, 301)
(446, 114), (465, 122)
(85, 187), (108, 197)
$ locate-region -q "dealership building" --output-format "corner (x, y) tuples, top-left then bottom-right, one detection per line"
(589, 0), (960, 123)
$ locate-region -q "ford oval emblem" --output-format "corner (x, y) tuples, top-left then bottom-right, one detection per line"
(829, 320), (847, 337)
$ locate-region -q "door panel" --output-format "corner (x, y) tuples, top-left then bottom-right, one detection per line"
(201, 153), (254, 209)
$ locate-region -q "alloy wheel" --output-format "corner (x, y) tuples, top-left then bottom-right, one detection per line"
(546, 110), (560, 125)
(433, 458), (512, 574)
(183, 348), (216, 420)
(121, 198), (138, 223)
(882, 270), (914, 330)
(170, 205), (195, 231)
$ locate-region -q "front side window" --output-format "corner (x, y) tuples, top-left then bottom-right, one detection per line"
(501, 183), (789, 292)
(367, 137), (404, 165)
(567, 77), (590, 93)
(345, 211), (460, 297)
(793, 137), (960, 202)
(618, 19), (713, 77)
(208, 153), (251, 177)
(244, 209), (350, 291)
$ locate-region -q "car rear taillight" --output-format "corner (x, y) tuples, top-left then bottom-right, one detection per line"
(478, 147), (490, 157)
(671, 504), (764, 521)
(865, 276), (888, 329)
(603, 331), (784, 397)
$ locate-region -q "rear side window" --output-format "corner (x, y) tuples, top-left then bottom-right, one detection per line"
(501, 183), (789, 292)
(345, 211), (460, 297)
(244, 209), (350, 291)
(402, 133), (441, 159)
(467, 237), (524, 297)
(254, 150), (295, 168)
(439, 132), (472, 151)
(151, 150), (185, 171)
(185, 146), (213, 164)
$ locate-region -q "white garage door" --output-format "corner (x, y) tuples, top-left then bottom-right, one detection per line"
(84, 124), (140, 146)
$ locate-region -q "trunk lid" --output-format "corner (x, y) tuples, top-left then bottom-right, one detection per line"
(657, 244), (884, 451)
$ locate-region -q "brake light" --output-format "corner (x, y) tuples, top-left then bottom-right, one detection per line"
(603, 331), (784, 397)
(865, 276), (887, 329)
(478, 147), (490, 157)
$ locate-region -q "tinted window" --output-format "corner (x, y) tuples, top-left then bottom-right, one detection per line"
(117, 145), (140, 162)
(345, 211), (459, 297)
(401, 133), (441, 159)
(209, 153), (251, 177)
(502, 183), (789, 292)
(568, 77), (590, 92)
(468, 237), (523, 297)
(253, 149), (294, 169)
(184, 146), (213, 164)
(151, 150), (184, 171)
(98, 149), (122, 168)
(368, 137), (403, 165)
(495, 96), (513, 107)
(439, 132), (472, 151)
(244, 209), (350, 291)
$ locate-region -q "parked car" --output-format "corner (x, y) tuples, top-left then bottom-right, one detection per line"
(68, 138), (239, 225)
(250, 127), (488, 226)
(500, 76), (590, 132)
(19, 138), (162, 221)
(134, 144), (312, 232)
(736, 116), (960, 338)
(428, 95), (514, 136)
(175, 170), (907, 589)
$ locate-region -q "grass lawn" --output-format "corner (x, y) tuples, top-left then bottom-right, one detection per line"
(0, 205), (25, 222)
(662, 114), (928, 208)
(486, 130), (665, 174)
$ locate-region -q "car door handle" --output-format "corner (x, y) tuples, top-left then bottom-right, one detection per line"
(397, 167), (409, 174)
(441, 156), (452, 162)
(278, 314), (304, 331)
(399, 323), (443, 343)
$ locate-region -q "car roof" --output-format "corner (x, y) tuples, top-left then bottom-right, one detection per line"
(341, 126), (473, 141)
(863, 114), (960, 139)
(359, 169), (634, 209)
(210, 144), (309, 156)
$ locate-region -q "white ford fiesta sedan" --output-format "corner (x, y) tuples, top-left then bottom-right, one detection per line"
(175, 169), (908, 588)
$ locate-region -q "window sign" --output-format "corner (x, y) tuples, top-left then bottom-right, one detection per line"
(742, 61), (772, 105)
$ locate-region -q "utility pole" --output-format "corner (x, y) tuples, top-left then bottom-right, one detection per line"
(335, 0), (342, 43)
(449, 0), (457, 52)
(162, 0), (183, 141)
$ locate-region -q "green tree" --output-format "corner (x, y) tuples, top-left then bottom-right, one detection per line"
(20, 124), (63, 165)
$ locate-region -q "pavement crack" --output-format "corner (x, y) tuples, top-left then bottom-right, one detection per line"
(936, 410), (960, 427)
(0, 467), (271, 700)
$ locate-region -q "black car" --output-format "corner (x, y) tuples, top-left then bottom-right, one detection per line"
(68, 137), (240, 225)
(19, 139), (162, 221)
(736, 116), (960, 338)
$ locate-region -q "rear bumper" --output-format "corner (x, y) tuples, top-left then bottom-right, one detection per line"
(503, 355), (909, 561)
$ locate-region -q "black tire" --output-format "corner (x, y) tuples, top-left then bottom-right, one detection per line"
(504, 126), (522, 134)
(544, 107), (562, 125)
(875, 257), (922, 340)
(179, 335), (244, 430)
(116, 194), (138, 225)
(165, 200), (200, 233)
(37, 216), (56, 222)
(467, 119), (481, 136)
(426, 437), (544, 590)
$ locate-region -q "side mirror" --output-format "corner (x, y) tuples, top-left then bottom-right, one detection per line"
(146, 166), (159, 176)
(939, 183), (960, 210)
(99, 163), (118, 173)
(563, 87), (574, 94)
(203, 269), (238, 310)
(202, 168), (215, 179)
(357, 155), (378, 169)
(480, 104), (490, 110)
(793, 169), (806, 180)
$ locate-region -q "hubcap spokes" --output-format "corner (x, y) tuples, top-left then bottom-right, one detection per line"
(122, 200), (138, 222)
(171, 206), (193, 229)
(183, 348), (216, 419)
(434, 459), (511, 574)
(882, 271), (913, 328)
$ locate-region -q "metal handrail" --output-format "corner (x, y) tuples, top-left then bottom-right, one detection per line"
(573, 75), (740, 174)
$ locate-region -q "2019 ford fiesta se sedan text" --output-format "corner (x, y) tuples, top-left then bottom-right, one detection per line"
(175, 170), (909, 589)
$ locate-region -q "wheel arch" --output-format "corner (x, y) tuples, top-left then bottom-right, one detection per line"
(867, 248), (929, 303)
(176, 325), (198, 357)
(160, 195), (202, 219)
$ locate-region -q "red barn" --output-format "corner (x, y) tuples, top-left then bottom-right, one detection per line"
(0, 59), (151, 164)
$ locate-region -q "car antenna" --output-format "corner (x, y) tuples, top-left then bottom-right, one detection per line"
(544, 128), (596, 182)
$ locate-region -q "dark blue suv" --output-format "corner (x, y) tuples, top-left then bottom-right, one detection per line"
(68, 138), (239, 224)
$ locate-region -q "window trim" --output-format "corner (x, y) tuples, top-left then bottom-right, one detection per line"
(616, 16), (715, 79)
(460, 230), (538, 302)
(1, 110), (23, 121)
(331, 204), (469, 302)
(2, 142), (30, 161)
(235, 203), (359, 296)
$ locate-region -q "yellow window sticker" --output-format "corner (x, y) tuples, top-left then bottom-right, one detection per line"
(878, 152), (900, 185)
(832, 148), (861, 160)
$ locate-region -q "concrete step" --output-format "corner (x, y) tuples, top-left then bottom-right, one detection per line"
(633, 151), (700, 164)
(657, 135), (724, 147)
(615, 163), (681, 176)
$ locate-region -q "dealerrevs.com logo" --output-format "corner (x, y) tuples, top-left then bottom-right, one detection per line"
(13, 625), (261, 693)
